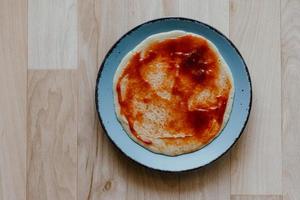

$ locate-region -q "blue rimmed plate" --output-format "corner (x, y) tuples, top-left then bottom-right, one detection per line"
(95, 17), (252, 172)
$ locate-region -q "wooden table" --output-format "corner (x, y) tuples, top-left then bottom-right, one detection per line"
(0, 0), (299, 199)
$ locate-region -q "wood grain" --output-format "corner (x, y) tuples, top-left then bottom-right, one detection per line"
(77, 0), (99, 199)
(162, 0), (229, 34)
(179, 156), (230, 200)
(77, 0), (129, 199)
(231, 195), (283, 200)
(27, 71), (77, 200)
(230, 0), (282, 195)
(28, 0), (78, 69)
(0, 0), (27, 200)
(3, 0), (300, 199)
(281, 0), (300, 200)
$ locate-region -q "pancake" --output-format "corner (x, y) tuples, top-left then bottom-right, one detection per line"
(113, 31), (234, 156)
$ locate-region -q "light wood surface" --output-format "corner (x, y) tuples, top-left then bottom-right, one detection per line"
(0, 0), (27, 200)
(27, 71), (77, 200)
(230, 0), (282, 195)
(0, 0), (299, 200)
(231, 195), (283, 200)
(28, 0), (77, 69)
(281, 1), (300, 200)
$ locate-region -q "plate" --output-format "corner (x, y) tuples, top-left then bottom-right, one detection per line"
(95, 17), (252, 172)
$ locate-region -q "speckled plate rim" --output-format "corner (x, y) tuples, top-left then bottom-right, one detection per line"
(95, 17), (252, 172)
